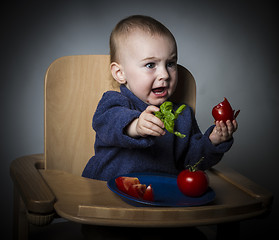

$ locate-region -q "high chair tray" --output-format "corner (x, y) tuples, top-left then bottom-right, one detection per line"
(36, 160), (272, 227)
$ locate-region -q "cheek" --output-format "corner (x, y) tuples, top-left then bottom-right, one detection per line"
(129, 71), (153, 87)
(170, 72), (178, 90)
(125, 72), (151, 94)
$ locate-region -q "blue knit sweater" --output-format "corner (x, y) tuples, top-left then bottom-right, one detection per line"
(82, 85), (233, 181)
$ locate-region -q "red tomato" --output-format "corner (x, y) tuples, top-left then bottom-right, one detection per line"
(212, 97), (240, 122)
(115, 177), (154, 201)
(115, 177), (140, 194)
(143, 185), (154, 201)
(177, 169), (209, 197)
(127, 184), (146, 199)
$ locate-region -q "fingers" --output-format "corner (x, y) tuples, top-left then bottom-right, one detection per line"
(137, 106), (165, 137)
(232, 119), (238, 131)
(226, 120), (236, 135)
(145, 105), (160, 114)
(215, 121), (228, 138)
(210, 119), (239, 145)
(215, 120), (237, 137)
(226, 120), (238, 134)
(139, 115), (165, 136)
(145, 106), (165, 129)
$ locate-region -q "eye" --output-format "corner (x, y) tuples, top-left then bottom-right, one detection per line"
(145, 63), (156, 69)
(167, 61), (177, 68)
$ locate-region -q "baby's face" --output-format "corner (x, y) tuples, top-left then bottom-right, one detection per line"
(117, 30), (178, 106)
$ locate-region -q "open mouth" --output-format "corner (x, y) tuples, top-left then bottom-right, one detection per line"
(152, 87), (167, 97)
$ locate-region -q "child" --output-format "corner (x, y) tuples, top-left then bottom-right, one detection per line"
(82, 15), (238, 181)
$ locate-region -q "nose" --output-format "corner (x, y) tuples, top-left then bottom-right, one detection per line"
(158, 66), (170, 81)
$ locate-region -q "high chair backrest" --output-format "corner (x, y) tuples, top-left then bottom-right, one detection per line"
(44, 55), (196, 176)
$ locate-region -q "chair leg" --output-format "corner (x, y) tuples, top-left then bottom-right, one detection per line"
(13, 186), (29, 240)
(217, 222), (240, 240)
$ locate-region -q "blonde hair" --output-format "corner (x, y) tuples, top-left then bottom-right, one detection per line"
(109, 15), (177, 63)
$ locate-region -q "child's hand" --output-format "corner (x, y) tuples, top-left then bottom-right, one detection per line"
(209, 120), (238, 145)
(126, 106), (166, 138)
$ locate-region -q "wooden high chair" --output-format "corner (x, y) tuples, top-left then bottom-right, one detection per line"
(10, 55), (272, 240)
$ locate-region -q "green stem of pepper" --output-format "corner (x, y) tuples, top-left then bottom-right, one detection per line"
(185, 157), (205, 172)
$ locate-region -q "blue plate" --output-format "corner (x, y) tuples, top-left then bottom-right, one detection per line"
(107, 172), (215, 207)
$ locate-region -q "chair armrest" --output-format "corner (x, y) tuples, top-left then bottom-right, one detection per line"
(10, 154), (55, 214)
(210, 162), (273, 209)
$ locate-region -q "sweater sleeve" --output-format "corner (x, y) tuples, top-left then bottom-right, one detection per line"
(187, 124), (234, 170)
(93, 91), (154, 149)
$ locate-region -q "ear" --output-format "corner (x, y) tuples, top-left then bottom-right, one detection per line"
(110, 62), (126, 84)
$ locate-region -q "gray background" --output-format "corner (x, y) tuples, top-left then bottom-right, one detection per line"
(1, 0), (278, 238)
